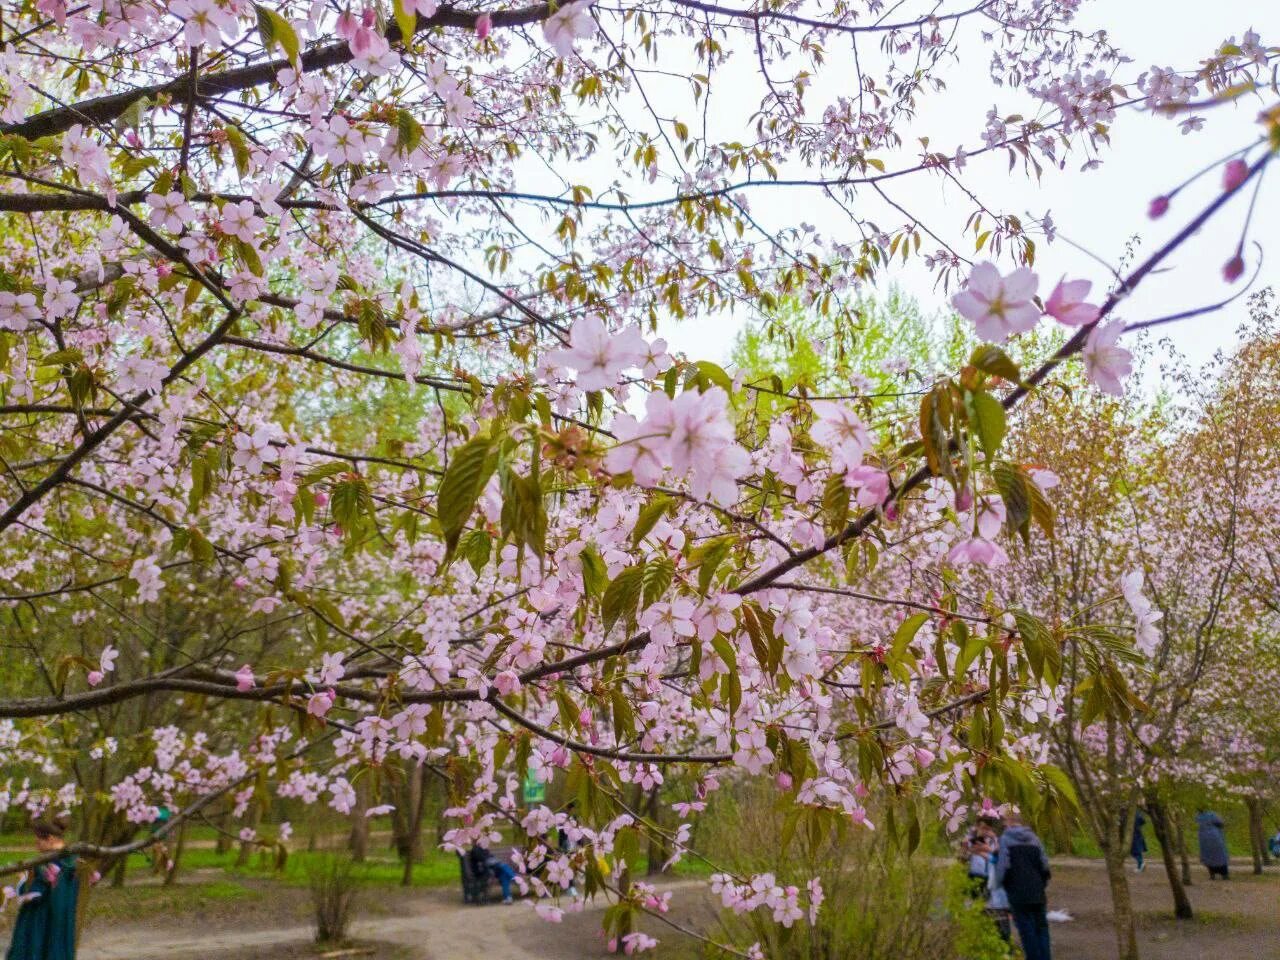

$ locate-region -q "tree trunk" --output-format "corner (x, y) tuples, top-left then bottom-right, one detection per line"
(1171, 809), (1192, 886)
(613, 863), (633, 953)
(164, 821), (188, 886)
(402, 763), (426, 887)
(236, 802), (262, 867)
(1103, 845), (1140, 960)
(644, 787), (667, 876)
(1246, 797), (1265, 875)
(1145, 799), (1193, 919)
(215, 805), (232, 855)
(349, 777), (370, 862)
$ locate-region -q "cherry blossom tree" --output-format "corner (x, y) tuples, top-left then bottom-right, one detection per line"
(0, 0), (1277, 953)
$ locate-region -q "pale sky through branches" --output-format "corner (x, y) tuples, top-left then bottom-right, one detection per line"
(654, 0), (1280, 387)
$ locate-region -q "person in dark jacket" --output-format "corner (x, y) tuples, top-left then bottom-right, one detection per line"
(467, 841), (516, 904)
(5, 817), (79, 960)
(995, 809), (1052, 960)
(1130, 810), (1147, 872)
(1196, 810), (1229, 879)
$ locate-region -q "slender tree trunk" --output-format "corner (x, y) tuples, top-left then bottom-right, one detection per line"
(235, 802), (262, 867)
(1171, 810), (1192, 886)
(402, 763), (426, 887)
(110, 851), (128, 888)
(215, 804), (232, 855)
(644, 787), (667, 876)
(349, 777), (369, 862)
(613, 863), (633, 953)
(1145, 799), (1193, 919)
(1103, 844), (1140, 960)
(164, 821), (187, 886)
(1246, 797), (1265, 875)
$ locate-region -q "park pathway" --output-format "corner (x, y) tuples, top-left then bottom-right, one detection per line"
(79, 880), (704, 960)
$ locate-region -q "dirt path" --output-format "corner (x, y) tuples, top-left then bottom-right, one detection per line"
(80, 881), (704, 960)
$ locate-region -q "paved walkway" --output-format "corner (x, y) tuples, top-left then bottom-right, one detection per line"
(80, 881), (703, 960)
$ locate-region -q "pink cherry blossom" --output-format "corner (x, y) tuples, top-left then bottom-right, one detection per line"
(1043, 276), (1100, 327)
(946, 537), (1009, 567)
(542, 0), (596, 58)
(548, 316), (647, 391)
(235, 665), (255, 692)
(1081, 320), (1133, 396)
(951, 261), (1040, 342)
(170, 0), (239, 49)
(810, 402), (870, 471)
(147, 192), (196, 233)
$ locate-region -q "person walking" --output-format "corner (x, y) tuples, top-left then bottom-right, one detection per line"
(5, 817), (79, 960)
(1196, 809), (1230, 880)
(1130, 810), (1148, 873)
(995, 808), (1052, 960)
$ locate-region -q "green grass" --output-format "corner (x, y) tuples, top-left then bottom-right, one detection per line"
(83, 878), (259, 923)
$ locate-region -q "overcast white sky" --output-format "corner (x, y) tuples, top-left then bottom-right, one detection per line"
(651, 0), (1280, 385)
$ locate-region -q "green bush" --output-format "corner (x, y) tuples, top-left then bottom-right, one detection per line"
(696, 783), (1011, 960)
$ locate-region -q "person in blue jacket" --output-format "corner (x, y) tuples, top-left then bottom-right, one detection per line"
(1130, 810), (1148, 872)
(995, 808), (1052, 960)
(5, 817), (79, 960)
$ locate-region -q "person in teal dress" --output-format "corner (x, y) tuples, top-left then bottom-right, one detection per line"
(5, 817), (78, 960)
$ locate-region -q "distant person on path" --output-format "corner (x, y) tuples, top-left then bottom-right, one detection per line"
(995, 808), (1052, 960)
(1130, 810), (1147, 873)
(1268, 827), (1280, 860)
(5, 817), (79, 960)
(1196, 809), (1230, 880)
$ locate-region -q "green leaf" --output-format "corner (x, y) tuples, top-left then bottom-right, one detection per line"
(579, 545), (607, 601)
(1012, 607), (1058, 684)
(395, 107), (424, 155)
(437, 432), (495, 559)
(969, 344), (1021, 383)
(602, 562), (646, 634)
(891, 613), (929, 660)
(392, 0), (417, 47)
(255, 4), (301, 66)
(459, 529), (492, 576)
(225, 123), (251, 178)
(631, 496), (677, 547)
(641, 556), (674, 606)
(970, 390), (1006, 459)
(992, 461), (1031, 541)
(691, 535), (735, 594)
(331, 476), (374, 539)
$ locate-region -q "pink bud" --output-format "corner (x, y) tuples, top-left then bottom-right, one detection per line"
(954, 486), (973, 512)
(884, 502), (899, 522)
(1223, 254), (1245, 283)
(1147, 195), (1170, 219)
(235, 664), (255, 692)
(475, 12), (492, 39)
(361, 6), (376, 28)
(314, 490), (329, 506)
(1222, 158), (1248, 192)
(775, 771), (793, 791)
(87, 670), (104, 687)
(336, 9), (359, 39)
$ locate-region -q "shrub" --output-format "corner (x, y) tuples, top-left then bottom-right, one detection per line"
(306, 851), (358, 943)
(697, 783), (1010, 960)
